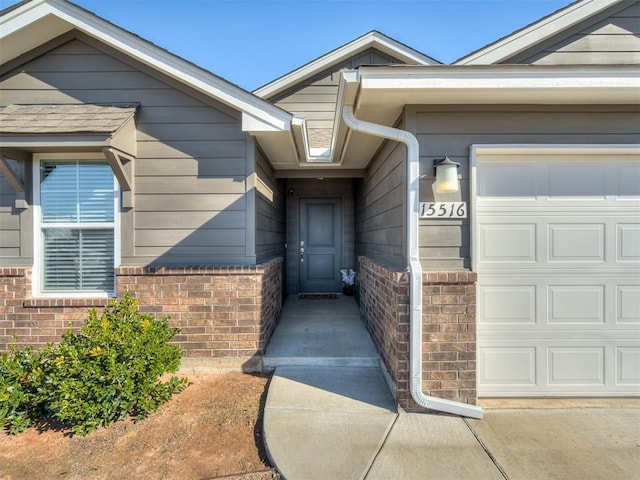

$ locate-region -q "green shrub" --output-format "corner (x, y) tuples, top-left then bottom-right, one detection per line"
(0, 293), (188, 435)
(0, 344), (48, 433)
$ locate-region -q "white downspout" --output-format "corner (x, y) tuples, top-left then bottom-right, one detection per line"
(343, 106), (483, 419)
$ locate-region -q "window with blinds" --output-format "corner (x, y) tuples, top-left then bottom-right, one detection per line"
(40, 160), (115, 293)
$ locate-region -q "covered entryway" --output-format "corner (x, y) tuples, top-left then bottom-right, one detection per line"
(473, 146), (640, 397)
(285, 178), (355, 294)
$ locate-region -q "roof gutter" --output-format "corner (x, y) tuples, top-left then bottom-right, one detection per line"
(342, 105), (483, 419)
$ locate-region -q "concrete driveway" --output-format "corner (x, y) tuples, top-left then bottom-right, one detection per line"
(466, 400), (640, 480)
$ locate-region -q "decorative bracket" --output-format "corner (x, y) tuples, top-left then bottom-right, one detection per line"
(0, 155), (28, 209)
(103, 146), (134, 208)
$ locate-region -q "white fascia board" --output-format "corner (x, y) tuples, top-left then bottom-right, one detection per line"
(332, 70), (362, 166)
(0, 0), (51, 35)
(456, 0), (623, 65)
(254, 31), (438, 99)
(1, 0), (291, 132)
(357, 65), (640, 102)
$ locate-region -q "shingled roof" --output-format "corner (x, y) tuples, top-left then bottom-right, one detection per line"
(0, 104), (137, 134)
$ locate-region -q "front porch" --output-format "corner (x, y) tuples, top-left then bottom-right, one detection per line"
(263, 295), (379, 369)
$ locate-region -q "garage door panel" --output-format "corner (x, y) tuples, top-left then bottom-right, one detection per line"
(617, 286), (640, 324)
(479, 339), (640, 395)
(548, 286), (604, 324)
(479, 224), (536, 263)
(616, 347), (640, 385)
(548, 224), (604, 262)
(617, 164), (640, 197)
(548, 347), (605, 385)
(479, 347), (537, 386)
(475, 150), (640, 396)
(479, 285), (536, 325)
(477, 162), (537, 198)
(480, 277), (639, 331)
(548, 164), (606, 198)
(478, 216), (637, 270)
(618, 224), (640, 261)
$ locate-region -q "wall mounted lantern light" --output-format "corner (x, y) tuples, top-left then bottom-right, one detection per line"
(433, 157), (461, 194)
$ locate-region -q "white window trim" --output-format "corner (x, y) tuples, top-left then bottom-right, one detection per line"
(33, 152), (121, 298)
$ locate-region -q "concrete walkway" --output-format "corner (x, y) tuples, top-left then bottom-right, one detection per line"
(262, 297), (640, 479)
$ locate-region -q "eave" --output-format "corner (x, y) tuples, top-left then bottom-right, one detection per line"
(337, 64), (640, 167)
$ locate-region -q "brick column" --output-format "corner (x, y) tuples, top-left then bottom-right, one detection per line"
(358, 257), (411, 405)
(357, 257), (478, 410)
(422, 272), (477, 406)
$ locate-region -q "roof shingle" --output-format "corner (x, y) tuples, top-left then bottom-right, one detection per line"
(0, 104), (137, 134)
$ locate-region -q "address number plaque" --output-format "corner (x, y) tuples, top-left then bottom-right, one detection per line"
(419, 202), (467, 219)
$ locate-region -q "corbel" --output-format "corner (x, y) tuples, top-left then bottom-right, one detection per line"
(0, 155), (28, 209)
(103, 146), (134, 208)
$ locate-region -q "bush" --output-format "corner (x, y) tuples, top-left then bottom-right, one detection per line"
(0, 345), (47, 434)
(0, 293), (188, 435)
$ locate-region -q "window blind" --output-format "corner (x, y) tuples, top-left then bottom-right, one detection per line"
(40, 160), (115, 293)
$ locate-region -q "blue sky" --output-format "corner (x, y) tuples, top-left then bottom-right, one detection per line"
(3, 0), (571, 90)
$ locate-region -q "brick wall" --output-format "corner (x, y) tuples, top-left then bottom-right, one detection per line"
(0, 267), (109, 352)
(357, 256), (478, 410)
(0, 258), (283, 371)
(358, 256), (410, 402)
(422, 271), (477, 406)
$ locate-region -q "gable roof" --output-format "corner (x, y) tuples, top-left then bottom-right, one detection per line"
(455, 0), (627, 65)
(253, 30), (440, 100)
(0, 0), (292, 132)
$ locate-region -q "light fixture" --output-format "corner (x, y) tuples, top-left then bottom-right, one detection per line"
(433, 157), (460, 194)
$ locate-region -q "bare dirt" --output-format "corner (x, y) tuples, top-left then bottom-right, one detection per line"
(0, 373), (280, 480)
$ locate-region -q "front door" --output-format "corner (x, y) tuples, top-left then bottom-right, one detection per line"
(299, 197), (342, 292)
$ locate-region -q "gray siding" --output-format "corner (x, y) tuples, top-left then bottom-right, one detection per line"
(407, 104), (640, 270)
(285, 178), (354, 294)
(255, 148), (285, 263)
(506, 0), (640, 65)
(273, 48), (404, 146)
(0, 36), (256, 267)
(0, 175), (19, 259)
(354, 140), (406, 269)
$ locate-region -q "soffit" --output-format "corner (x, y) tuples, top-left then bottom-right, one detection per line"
(337, 64), (640, 167)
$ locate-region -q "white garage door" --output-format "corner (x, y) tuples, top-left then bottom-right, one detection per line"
(474, 147), (640, 396)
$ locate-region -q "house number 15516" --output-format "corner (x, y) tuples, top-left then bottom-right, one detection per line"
(419, 202), (467, 219)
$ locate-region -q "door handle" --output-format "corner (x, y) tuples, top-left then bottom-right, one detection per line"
(300, 247), (304, 262)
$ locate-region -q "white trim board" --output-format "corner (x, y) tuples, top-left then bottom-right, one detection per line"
(456, 0), (626, 65)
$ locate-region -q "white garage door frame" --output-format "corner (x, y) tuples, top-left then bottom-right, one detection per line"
(471, 144), (640, 397)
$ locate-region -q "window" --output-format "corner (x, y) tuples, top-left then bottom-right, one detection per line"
(34, 156), (118, 295)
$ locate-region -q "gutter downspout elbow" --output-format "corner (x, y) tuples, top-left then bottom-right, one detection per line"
(342, 106), (483, 420)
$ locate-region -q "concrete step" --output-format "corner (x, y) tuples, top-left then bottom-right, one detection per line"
(263, 355), (380, 370)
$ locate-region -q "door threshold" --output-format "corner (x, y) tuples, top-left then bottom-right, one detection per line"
(298, 293), (339, 299)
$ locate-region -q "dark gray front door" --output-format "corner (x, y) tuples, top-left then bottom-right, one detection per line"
(299, 198), (342, 292)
